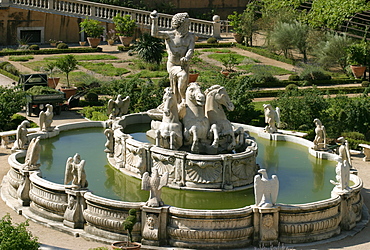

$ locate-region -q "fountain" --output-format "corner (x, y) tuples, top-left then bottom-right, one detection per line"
(0, 11), (366, 249)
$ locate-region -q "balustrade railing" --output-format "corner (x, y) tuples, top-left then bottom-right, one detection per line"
(5, 0), (222, 37)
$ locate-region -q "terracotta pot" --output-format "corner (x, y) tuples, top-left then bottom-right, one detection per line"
(50, 42), (57, 46)
(87, 37), (101, 48)
(350, 65), (366, 79)
(119, 36), (133, 47)
(188, 73), (199, 83)
(47, 77), (60, 89)
(60, 87), (77, 100)
(111, 241), (141, 250)
(107, 39), (115, 45)
(233, 33), (244, 44)
(79, 41), (86, 46)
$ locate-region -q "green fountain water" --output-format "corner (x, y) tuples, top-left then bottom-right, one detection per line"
(38, 127), (336, 210)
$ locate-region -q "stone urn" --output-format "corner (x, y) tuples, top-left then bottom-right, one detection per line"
(119, 36), (133, 47)
(87, 37), (101, 48)
(111, 242), (141, 250)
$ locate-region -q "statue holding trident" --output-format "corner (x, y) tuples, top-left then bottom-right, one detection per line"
(150, 10), (195, 106)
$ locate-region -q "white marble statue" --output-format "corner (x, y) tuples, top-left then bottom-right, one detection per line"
(39, 104), (54, 132)
(205, 85), (244, 152)
(254, 169), (279, 208)
(263, 104), (280, 133)
(104, 128), (114, 156)
(64, 153), (88, 189)
(313, 118), (326, 150)
(337, 137), (352, 168)
(151, 10), (195, 105)
(182, 82), (218, 153)
(142, 168), (168, 207)
(107, 95), (130, 119)
(330, 159), (351, 193)
(23, 136), (41, 171)
(155, 87), (183, 150)
(12, 120), (30, 151)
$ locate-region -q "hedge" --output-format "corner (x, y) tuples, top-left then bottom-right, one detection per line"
(0, 47), (102, 56)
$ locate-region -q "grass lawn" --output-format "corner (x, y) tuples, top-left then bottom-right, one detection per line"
(237, 64), (292, 75)
(78, 62), (130, 76)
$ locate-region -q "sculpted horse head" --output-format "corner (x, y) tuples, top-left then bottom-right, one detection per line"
(162, 87), (179, 123)
(185, 82), (206, 108)
(205, 85), (234, 122)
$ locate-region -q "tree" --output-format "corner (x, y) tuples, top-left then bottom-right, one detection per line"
(0, 86), (26, 131)
(269, 22), (296, 59)
(315, 33), (352, 73)
(0, 214), (39, 249)
(132, 32), (165, 65)
(290, 21), (310, 63)
(55, 55), (78, 88)
(240, 1), (260, 46)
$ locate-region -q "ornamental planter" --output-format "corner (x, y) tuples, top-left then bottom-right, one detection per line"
(233, 33), (244, 44)
(60, 87), (77, 100)
(111, 242), (141, 250)
(47, 77), (60, 89)
(87, 37), (101, 48)
(119, 36), (133, 47)
(350, 65), (366, 79)
(188, 73), (199, 83)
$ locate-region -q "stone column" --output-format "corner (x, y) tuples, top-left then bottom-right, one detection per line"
(63, 188), (87, 229)
(141, 206), (169, 246)
(212, 15), (221, 38)
(252, 206), (280, 246)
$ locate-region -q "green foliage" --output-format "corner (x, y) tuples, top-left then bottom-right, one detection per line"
(26, 86), (61, 95)
(78, 62), (130, 76)
(288, 74), (300, 81)
(113, 14), (137, 37)
(57, 43), (69, 49)
(314, 33), (352, 73)
(28, 45), (39, 50)
(131, 32), (165, 65)
(85, 92), (99, 102)
(0, 62), (19, 76)
(272, 87), (328, 130)
(228, 11), (244, 34)
(346, 41), (368, 66)
(79, 106), (107, 121)
(55, 55), (78, 87)
(220, 53), (240, 72)
(239, 2), (260, 46)
(9, 56), (34, 62)
(79, 17), (104, 38)
(0, 214), (39, 250)
(122, 209), (137, 243)
(308, 0), (369, 29)
(249, 65), (279, 84)
(206, 37), (218, 44)
(0, 86), (26, 131)
(299, 65), (331, 81)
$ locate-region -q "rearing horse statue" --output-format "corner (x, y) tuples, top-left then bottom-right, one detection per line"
(205, 85), (244, 152)
(155, 87), (183, 150)
(182, 82), (218, 153)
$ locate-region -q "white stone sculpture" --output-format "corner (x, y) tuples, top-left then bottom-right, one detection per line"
(313, 118), (327, 150)
(64, 153), (88, 189)
(107, 95), (130, 119)
(205, 85), (244, 152)
(151, 10), (195, 105)
(182, 82), (218, 154)
(142, 168), (168, 207)
(12, 120), (30, 151)
(104, 128), (114, 156)
(39, 104), (54, 132)
(254, 169), (279, 208)
(155, 87), (183, 150)
(337, 137), (352, 168)
(263, 104), (280, 133)
(330, 159), (351, 194)
(23, 136), (41, 171)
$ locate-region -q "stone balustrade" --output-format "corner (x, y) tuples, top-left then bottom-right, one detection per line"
(6, 0), (218, 38)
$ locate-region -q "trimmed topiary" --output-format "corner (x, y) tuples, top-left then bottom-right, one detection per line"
(29, 45), (40, 50)
(57, 43), (69, 49)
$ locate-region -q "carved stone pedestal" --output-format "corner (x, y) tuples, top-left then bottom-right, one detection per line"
(252, 206), (280, 246)
(63, 188), (87, 229)
(141, 206), (169, 246)
(333, 191), (357, 231)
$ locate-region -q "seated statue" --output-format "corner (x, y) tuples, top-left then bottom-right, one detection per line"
(263, 104), (280, 133)
(312, 118), (327, 150)
(39, 104), (54, 132)
(12, 120), (30, 151)
(23, 136), (41, 171)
